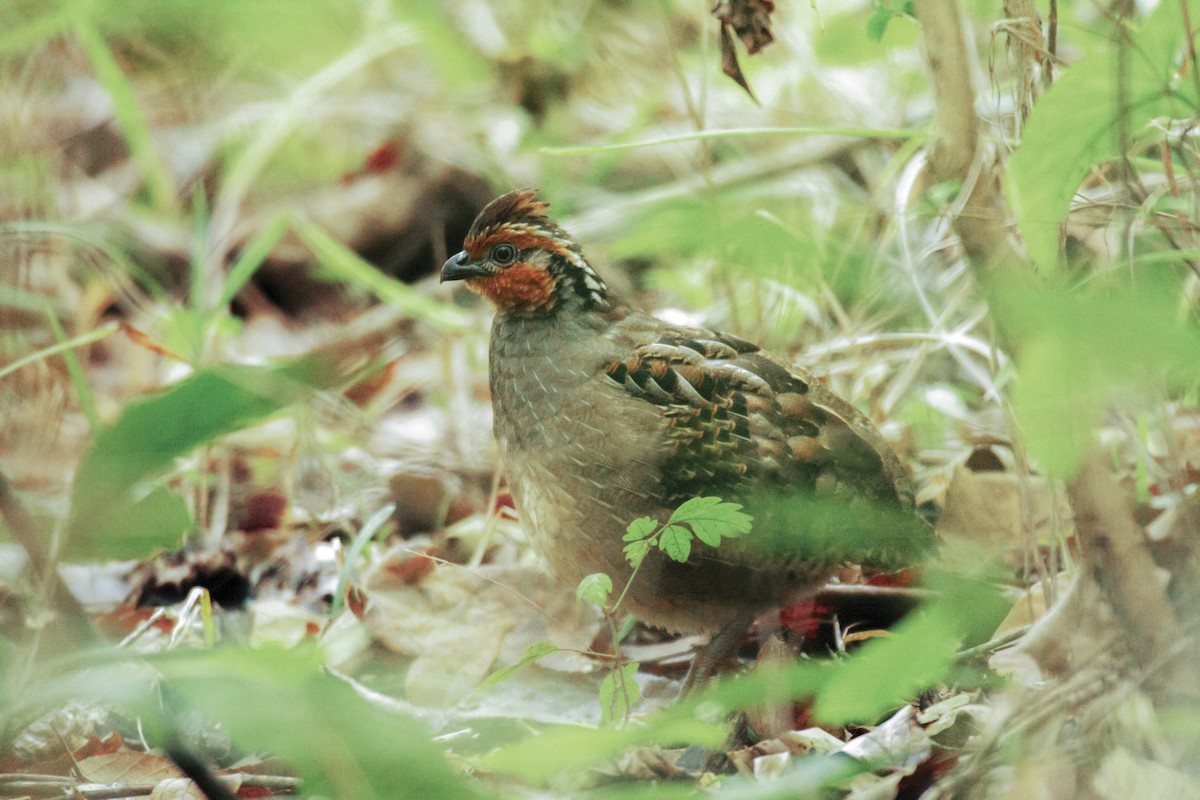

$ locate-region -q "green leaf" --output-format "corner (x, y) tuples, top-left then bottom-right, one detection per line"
(991, 277), (1200, 476)
(35, 644), (477, 800)
(484, 711), (724, 781)
(668, 495), (721, 517)
(658, 524), (693, 563)
(66, 363), (318, 558)
(814, 11), (920, 65)
(1008, 0), (1200, 271)
(671, 496), (753, 547)
(623, 516), (658, 541)
(623, 538), (652, 568)
(814, 612), (958, 723)
(814, 574), (1006, 722)
(477, 641), (560, 691)
(599, 662), (642, 725)
(866, 8), (891, 42)
(76, 486), (194, 560)
(161, 646), (477, 799)
(218, 214), (290, 310)
(576, 573), (613, 606)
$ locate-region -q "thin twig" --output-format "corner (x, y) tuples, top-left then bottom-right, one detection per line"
(954, 624), (1031, 663)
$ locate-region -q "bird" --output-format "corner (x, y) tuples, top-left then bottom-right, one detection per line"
(440, 189), (929, 688)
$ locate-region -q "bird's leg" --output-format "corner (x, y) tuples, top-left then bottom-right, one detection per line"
(680, 611), (757, 695)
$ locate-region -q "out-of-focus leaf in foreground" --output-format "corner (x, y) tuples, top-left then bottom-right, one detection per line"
(39, 645), (477, 800)
(815, 572), (1007, 722)
(486, 573), (1005, 783)
(65, 361), (334, 559)
(991, 278), (1200, 476)
(1007, 0), (1199, 272)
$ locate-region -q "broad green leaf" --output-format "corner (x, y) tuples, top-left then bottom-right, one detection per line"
(486, 576), (1004, 783)
(160, 646), (478, 799)
(485, 659), (831, 782)
(1009, 1), (1200, 271)
(599, 662), (642, 725)
(623, 516), (658, 541)
(35, 645), (476, 799)
(66, 362), (321, 558)
(816, 8), (916, 61)
(814, 574), (1006, 722)
(735, 490), (937, 569)
(576, 573), (613, 606)
(484, 713), (724, 782)
(991, 278), (1200, 475)
(814, 607), (959, 723)
(658, 524), (693, 563)
(477, 641), (560, 692)
(71, 486), (194, 560)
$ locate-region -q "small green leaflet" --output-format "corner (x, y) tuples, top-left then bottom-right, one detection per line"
(477, 641), (559, 692)
(599, 662), (641, 725)
(576, 573), (613, 606)
(622, 516), (658, 567)
(624, 539), (651, 568)
(623, 517), (658, 541)
(621, 498), (753, 567)
(658, 524), (692, 563)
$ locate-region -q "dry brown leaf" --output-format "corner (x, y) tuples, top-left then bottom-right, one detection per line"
(248, 597), (324, 649)
(406, 621), (511, 707)
(712, 0), (776, 53)
(717, 23), (756, 102)
(989, 575), (1115, 684)
(711, 0), (775, 101)
(937, 463), (1072, 559)
(77, 751), (182, 785)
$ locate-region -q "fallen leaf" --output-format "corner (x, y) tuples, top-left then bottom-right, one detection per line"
(78, 751), (182, 785)
(717, 22), (757, 102)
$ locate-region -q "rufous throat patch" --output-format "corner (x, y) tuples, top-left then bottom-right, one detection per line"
(467, 263), (555, 311)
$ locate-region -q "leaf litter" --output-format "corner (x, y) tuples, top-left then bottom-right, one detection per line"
(3, 1), (1200, 797)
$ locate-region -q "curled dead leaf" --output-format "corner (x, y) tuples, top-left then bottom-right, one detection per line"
(711, 0), (776, 101)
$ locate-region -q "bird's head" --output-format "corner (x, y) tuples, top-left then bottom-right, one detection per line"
(440, 189), (610, 316)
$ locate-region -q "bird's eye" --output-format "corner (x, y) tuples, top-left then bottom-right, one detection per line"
(491, 243), (519, 265)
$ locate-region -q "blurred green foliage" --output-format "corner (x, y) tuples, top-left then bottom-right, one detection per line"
(1008, 0), (1200, 273)
(2, 0), (1199, 794)
(30, 645), (478, 799)
(65, 361), (336, 558)
(993, 276), (1200, 476)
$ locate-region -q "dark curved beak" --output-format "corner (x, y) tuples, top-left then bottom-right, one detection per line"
(440, 251), (489, 283)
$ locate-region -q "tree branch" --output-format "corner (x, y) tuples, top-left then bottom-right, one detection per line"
(913, 0), (1025, 274)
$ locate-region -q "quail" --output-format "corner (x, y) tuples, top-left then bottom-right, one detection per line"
(441, 190), (928, 687)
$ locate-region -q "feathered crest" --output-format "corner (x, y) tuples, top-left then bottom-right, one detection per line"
(460, 188), (611, 313)
(467, 189), (553, 240)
